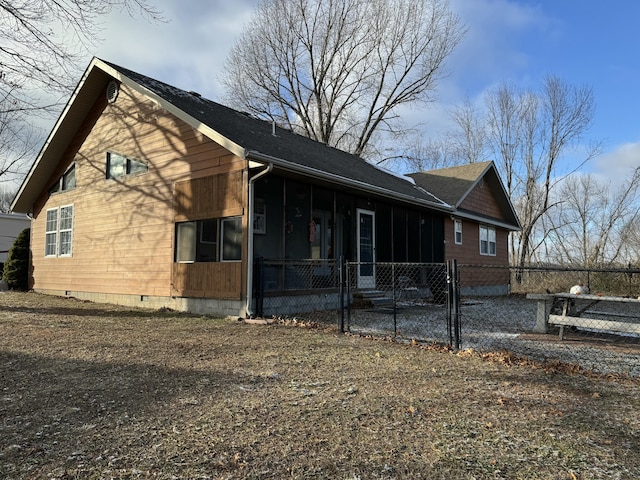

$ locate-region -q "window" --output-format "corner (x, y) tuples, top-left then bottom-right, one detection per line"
(221, 217), (242, 261)
(58, 206), (74, 255)
(454, 219), (462, 245)
(44, 205), (74, 257)
(106, 152), (148, 179)
(176, 222), (197, 262)
(49, 164), (76, 195)
(175, 217), (241, 263)
(253, 198), (266, 234)
(45, 209), (58, 256)
(480, 225), (496, 256)
(62, 166), (76, 191)
(196, 219), (218, 261)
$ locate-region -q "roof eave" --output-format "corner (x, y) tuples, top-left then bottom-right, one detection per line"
(247, 150), (454, 213)
(453, 161), (522, 230)
(11, 58), (249, 214)
(453, 161), (493, 208)
(11, 58), (104, 213)
(98, 59), (247, 160)
(454, 209), (521, 232)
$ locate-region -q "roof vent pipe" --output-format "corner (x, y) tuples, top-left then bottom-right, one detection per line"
(272, 120), (276, 136)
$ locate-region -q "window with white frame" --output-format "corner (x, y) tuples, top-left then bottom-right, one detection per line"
(175, 216), (241, 263)
(45, 205), (74, 257)
(58, 206), (74, 255)
(454, 219), (462, 245)
(479, 225), (496, 256)
(45, 209), (58, 256)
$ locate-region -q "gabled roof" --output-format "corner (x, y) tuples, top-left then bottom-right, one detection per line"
(12, 58), (451, 214)
(408, 161), (521, 231)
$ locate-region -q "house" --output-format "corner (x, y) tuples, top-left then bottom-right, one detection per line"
(409, 162), (521, 295)
(11, 58), (520, 317)
(0, 212), (31, 265)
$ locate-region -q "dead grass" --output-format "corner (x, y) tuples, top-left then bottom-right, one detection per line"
(1, 291), (639, 479)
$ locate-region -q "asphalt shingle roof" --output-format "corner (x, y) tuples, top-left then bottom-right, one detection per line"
(407, 162), (493, 207)
(104, 61), (450, 210)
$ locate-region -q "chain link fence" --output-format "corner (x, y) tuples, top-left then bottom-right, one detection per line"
(343, 262), (450, 344)
(254, 258), (343, 324)
(459, 264), (640, 377)
(254, 258), (640, 377)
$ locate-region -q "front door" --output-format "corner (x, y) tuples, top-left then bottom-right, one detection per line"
(357, 209), (375, 288)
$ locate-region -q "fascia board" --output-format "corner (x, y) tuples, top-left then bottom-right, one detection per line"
(453, 210), (521, 232)
(11, 58), (101, 213)
(247, 150), (454, 213)
(96, 60), (248, 161)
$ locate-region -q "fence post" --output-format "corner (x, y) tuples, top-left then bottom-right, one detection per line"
(392, 262), (397, 336)
(255, 257), (264, 318)
(453, 259), (461, 350)
(346, 262), (352, 332)
(339, 256), (345, 333)
(446, 260), (453, 347)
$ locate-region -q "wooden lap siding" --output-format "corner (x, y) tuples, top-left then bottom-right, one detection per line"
(174, 171), (244, 221)
(30, 84), (246, 298)
(171, 171), (245, 299)
(445, 179), (511, 287)
(172, 263), (242, 299)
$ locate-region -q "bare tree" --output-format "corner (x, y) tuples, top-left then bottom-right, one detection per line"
(624, 220), (640, 265)
(395, 135), (458, 172)
(0, 89), (38, 186)
(0, 0), (163, 186)
(1, 0), (163, 110)
(543, 170), (640, 266)
(451, 76), (601, 267)
(0, 185), (17, 213)
(0, 184), (18, 213)
(449, 97), (486, 164)
(221, 0), (465, 159)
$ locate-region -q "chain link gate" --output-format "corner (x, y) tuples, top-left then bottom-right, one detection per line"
(254, 258), (639, 376)
(343, 260), (457, 347)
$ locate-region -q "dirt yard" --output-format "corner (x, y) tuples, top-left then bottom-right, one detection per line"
(1, 291), (639, 479)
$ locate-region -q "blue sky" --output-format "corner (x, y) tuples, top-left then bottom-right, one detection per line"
(88, 0), (640, 182)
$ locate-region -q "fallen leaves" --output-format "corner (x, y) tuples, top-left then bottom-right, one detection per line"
(1, 291), (639, 479)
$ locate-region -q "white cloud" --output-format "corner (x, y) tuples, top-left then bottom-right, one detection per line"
(399, 0), (561, 141)
(593, 141), (640, 185)
(93, 0), (257, 100)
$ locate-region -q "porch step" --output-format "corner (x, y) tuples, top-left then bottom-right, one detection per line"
(352, 290), (393, 308)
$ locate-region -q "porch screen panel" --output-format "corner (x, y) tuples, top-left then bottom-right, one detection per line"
(375, 203), (392, 262)
(408, 210), (420, 262)
(393, 209), (407, 262)
(420, 214), (435, 262)
(253, 176), (284, 259)
(284, 180), (310, 260)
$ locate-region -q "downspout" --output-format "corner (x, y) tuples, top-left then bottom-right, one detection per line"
(245, 161), (273, 317)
